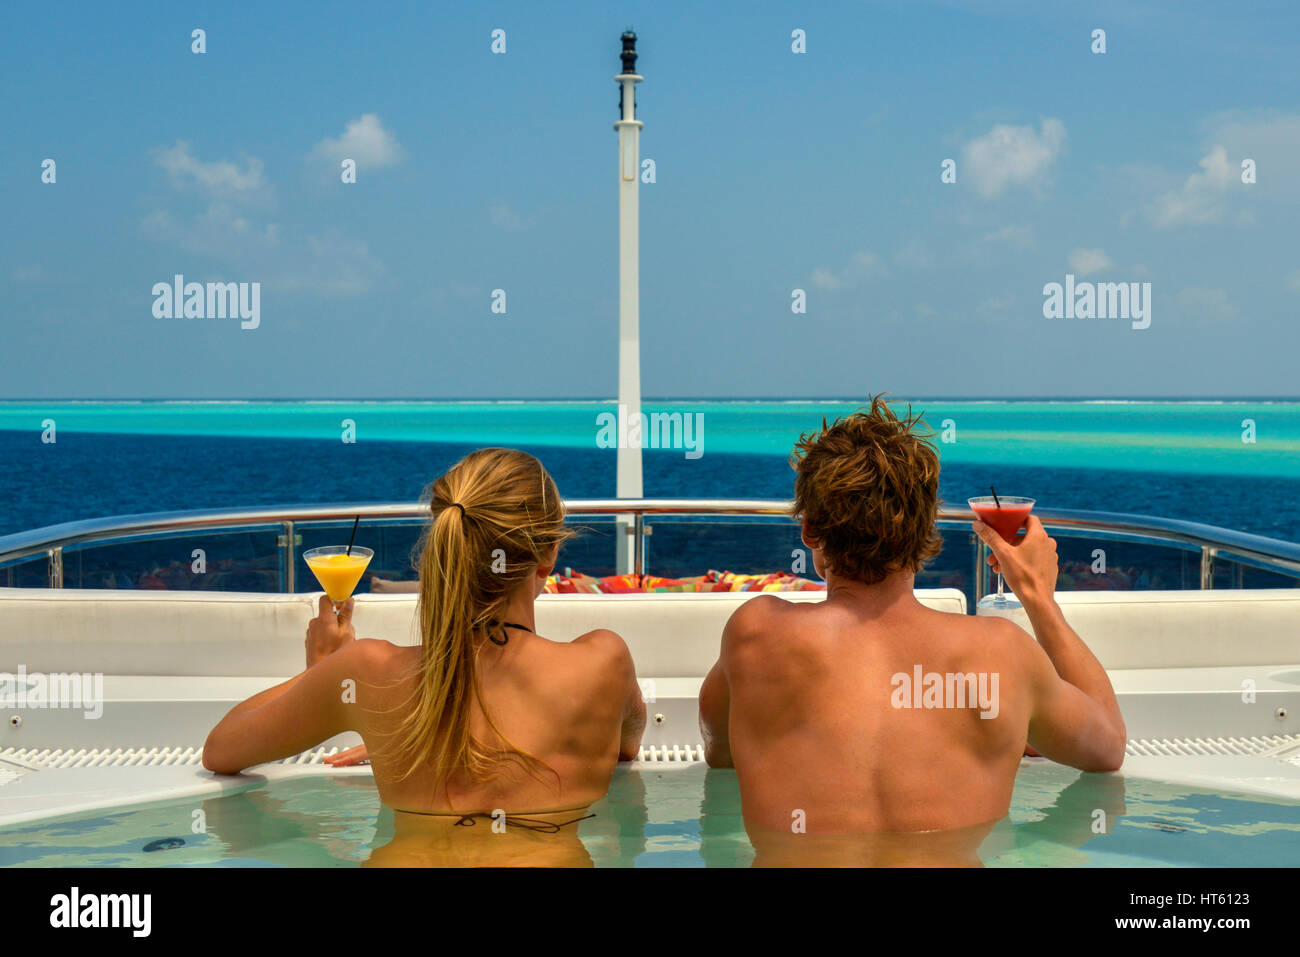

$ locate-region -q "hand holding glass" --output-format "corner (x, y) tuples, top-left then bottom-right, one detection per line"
(968, 497), (1035, 608)
(303, 546), (373, 614)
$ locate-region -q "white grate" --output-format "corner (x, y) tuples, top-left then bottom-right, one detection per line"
(0, 743), (709, 777)
(1125, 734), (1300, 758)
(0, 745), (345, 775)
(637, 743), (705, 763)
(11, 737), (1293, 777)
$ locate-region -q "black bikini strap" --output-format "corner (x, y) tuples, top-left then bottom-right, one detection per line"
(452, 811), (596, 833)
(485, 619), (531, 646)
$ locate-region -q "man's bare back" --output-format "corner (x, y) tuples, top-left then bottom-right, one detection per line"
(700, 516), (1126, 837)
(716, 587), (1032, 832)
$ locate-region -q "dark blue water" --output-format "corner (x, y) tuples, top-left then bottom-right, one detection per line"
(4, 431), (1297, 600)
(2, 430), (1298, 543)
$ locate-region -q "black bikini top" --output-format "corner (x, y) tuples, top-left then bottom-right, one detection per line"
(485, 620), (530, 647)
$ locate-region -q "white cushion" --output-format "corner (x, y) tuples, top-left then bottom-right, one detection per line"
(0, 588), (966, 677)
(1055, 589), (1300, 669)
(3, 587), (1296, 676)
(978, 589), (1300, 669)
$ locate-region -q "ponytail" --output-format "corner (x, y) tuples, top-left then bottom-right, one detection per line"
(387, 449), (571, 786)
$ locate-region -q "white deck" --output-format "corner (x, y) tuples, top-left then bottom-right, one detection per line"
(3, 587), (1300, 827)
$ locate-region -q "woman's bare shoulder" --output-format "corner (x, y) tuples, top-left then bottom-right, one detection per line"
(346, 638), (418, 678)
(546, 629), (634, 683)
(569, 626), (626, 645)
(565, 628), (633, 661)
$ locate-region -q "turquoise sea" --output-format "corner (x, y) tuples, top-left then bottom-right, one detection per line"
(1, 399), (1297, 477)
(1, 399), (1298, 545)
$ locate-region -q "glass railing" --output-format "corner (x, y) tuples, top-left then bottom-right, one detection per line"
(1, 500), (1298, 610)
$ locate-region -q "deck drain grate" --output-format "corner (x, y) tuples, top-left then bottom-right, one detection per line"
(637, 744), (705, 763)
(5, 738), (1295, 775)
(0, 743), (709, 775)
(0, 745), (346, 776)
(1125, 734), (1300, 759)
(0, 762), (30, 787)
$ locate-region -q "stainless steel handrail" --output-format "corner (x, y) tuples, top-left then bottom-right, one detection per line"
(2, 499), (1299, 586)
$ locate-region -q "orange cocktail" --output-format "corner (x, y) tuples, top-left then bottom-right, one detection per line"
(303, 546), (373, 610)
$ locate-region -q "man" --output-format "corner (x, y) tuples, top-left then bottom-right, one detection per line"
(698, 398), (1125, 856)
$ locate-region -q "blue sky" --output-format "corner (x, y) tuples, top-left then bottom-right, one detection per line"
(3, 0), (1298, 399)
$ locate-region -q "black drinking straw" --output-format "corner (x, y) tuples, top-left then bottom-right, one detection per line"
(345, 515), (360, 555)
(989, 485), (1002, 509)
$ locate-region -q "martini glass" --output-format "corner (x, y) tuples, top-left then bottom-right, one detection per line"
(303, 545), (373, 615)
(968, 496), (1035, 609)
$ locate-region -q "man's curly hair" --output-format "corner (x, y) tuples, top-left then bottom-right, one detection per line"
(790, 396), (944, 585)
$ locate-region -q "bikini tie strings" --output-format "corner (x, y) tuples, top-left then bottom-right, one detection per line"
(452, 811), (597, 833)
(485, 619), (530, 647)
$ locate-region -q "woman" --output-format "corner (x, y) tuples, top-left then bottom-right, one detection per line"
(204, 449), (646, 862)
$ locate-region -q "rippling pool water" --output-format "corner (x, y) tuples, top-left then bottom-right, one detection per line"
(4, 762), (1300, 867)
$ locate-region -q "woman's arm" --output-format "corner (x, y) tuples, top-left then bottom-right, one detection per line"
(619, 655), (647, 762)
(698, 659), (733, 767)
(202, 597), (363, 773)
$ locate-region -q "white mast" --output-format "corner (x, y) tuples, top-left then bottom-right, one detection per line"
(614, 31), (643, 574)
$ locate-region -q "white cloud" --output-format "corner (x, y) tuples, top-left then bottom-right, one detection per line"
(154, 141), (266, 193)
(489, 201), (527, 231)
(893, 239), (933, 269)
(1174, 286), (1238, 322)
(274, 230), (386, 296)
(810, 267), (842, 291)
(146, 143), (382, 297)
(977, 297), (1013, 314)
(1150, 145), (1235, 228)
(1146, 113), (1300, 228)
(961, 118), (1065, 198)
(809, 250), (887, 291)
(310, 114), (405, 170)
(143, 203), (382, 297)
(979, 224), (1034, 247)
(1068, 248), (1113, 277)
(1204, 111), (1300, 202)
(142, 200), (278, 259)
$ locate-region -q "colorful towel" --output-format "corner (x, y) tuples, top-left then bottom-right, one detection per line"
(543, 568), (825, 593)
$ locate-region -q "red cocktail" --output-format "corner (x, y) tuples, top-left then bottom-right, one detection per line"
(968, 496), (1035, 607)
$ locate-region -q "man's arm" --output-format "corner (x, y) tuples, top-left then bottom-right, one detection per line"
(975, 516), (1127, 771)
(700, 597), (776, 768)
(1023, 597), (1127, 769)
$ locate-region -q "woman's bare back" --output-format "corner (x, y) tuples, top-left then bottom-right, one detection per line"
(348, 628), (638, 815)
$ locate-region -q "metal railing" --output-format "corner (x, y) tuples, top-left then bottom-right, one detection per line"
(1, 499), (1299, 595)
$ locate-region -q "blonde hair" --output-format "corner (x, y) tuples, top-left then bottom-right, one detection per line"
(389, 448), (573, 783)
